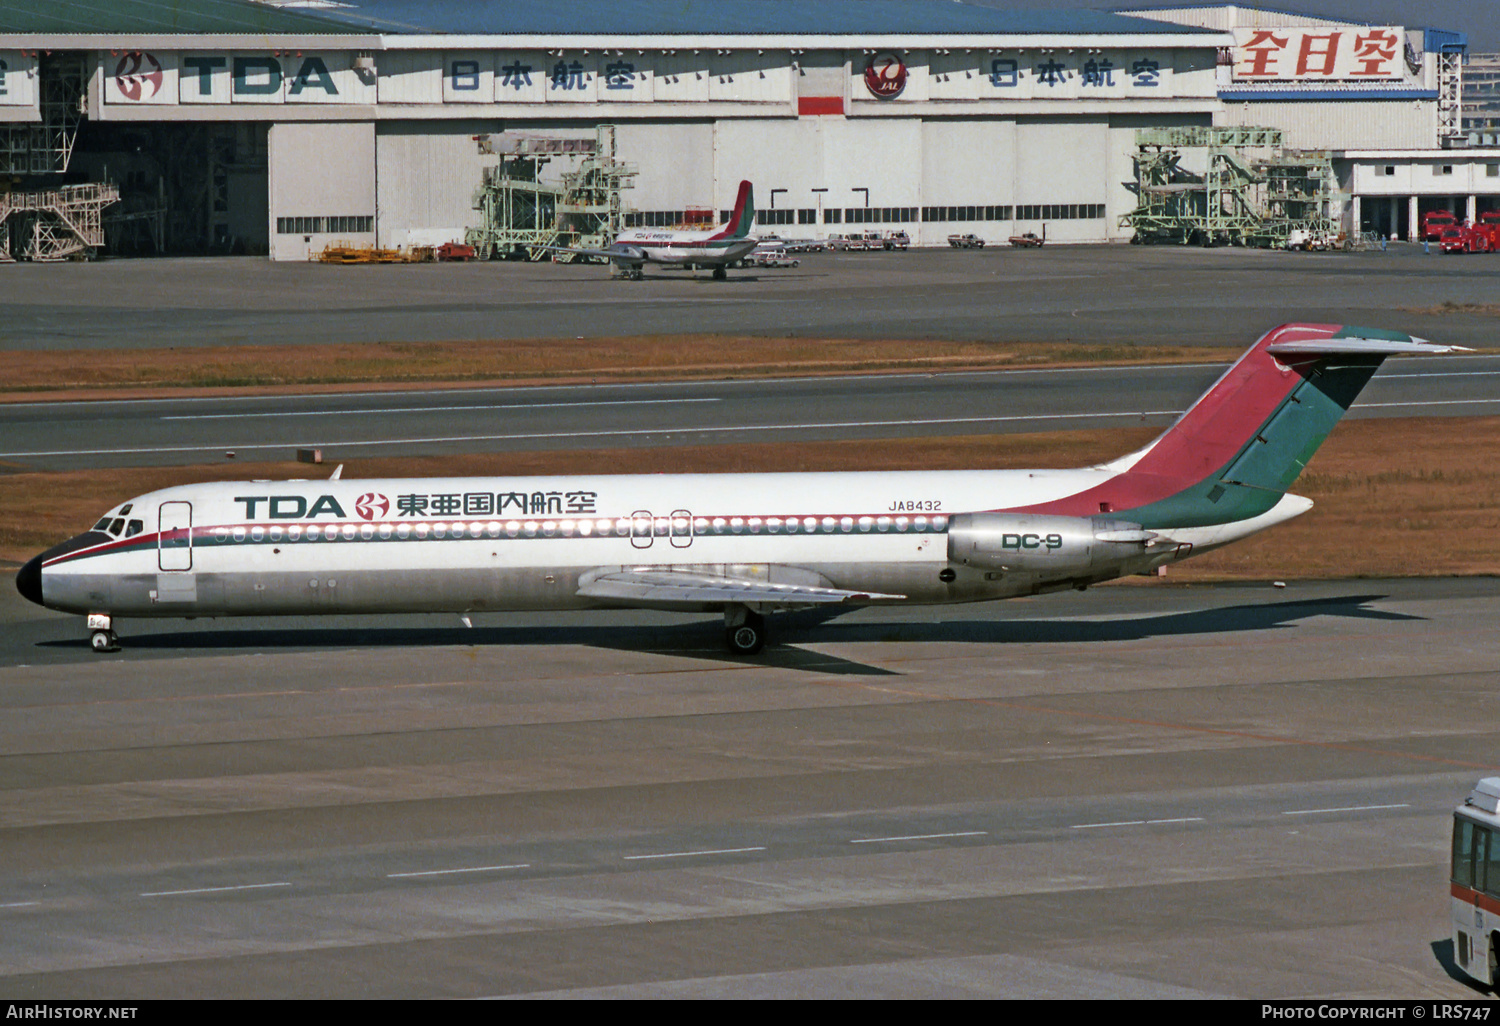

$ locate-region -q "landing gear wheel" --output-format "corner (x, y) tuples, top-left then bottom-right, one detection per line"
(712, 266), (727, 281)
(725, 611), (765, 655)
(90, 629), (119, 653)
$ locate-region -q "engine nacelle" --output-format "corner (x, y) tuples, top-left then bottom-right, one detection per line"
(946, 513), (1153, 574)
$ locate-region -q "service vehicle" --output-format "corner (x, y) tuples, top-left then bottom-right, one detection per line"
(1423, 210), (1459, 241)
(1438, 225), (1490, 254)
(1008, 232), (1044, 248)
(1450, 778), (1500, 986)
(882, 231), (911, 250)
(947, 233), (985, 248)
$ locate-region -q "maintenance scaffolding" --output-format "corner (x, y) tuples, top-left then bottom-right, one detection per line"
(0, 183), (121, 262)
(1123, 126), (1344, 248)
(466, 124), (636, 260)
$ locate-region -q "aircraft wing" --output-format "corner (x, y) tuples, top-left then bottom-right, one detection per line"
(536, 243), (647, 264)
(577, 569), (905, 607)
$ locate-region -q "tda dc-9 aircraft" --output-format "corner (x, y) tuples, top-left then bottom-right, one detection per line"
(16, 323), (1462, 655)
(549, 179), (758, 279)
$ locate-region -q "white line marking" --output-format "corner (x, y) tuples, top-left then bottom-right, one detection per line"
(850, 831), (989, 844)
(1379, 370), (1500, 379)
(1071, 817), (1204, 829)
(161, 398), (722, 421)
(0, 411), (1184, 458)
(1281, 803), (1410, 816)
(386, 864), (529, 878)
(622, 846), (767, 861)
(1360, 399), (1500, 409)
(0, 901), (39, 908)
(5, 351), (1498, 411)
(139, 882), (292, 897)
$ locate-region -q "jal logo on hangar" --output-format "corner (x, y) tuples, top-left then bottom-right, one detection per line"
(864, 53), (908, 99)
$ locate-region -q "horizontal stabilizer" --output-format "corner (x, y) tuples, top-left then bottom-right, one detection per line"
(1267, 337), (1471, 356)
(578, 570), (904, 607)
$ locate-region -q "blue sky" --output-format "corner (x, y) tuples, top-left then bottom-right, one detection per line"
(969, 2), (1498, 50)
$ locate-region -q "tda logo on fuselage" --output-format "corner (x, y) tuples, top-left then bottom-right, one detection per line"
(235, 494), (348, 520)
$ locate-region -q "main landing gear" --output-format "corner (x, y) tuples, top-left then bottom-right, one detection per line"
(724, 606), (766, 655)
(712, 266), (728, 281)
(87, 613), (120, 653)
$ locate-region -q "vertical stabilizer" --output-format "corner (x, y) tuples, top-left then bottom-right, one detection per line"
(711, 181), (755, 239)
(1008, 323), (1465, 528)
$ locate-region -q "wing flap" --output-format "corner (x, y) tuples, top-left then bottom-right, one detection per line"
(578, 570), (904, 607)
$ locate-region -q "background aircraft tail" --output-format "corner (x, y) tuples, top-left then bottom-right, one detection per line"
(1011, 323), (1465, 528)
(712, 181), (755, 239)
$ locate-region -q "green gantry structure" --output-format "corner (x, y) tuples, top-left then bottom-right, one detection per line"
(1124, 126), (1345, 248)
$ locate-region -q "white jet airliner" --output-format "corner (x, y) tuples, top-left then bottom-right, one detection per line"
(549, 180), (758, 279)
(15, 323), (1462, 655)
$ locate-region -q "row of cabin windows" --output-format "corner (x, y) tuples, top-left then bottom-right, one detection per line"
(1453, 817), (1500, 893)
(275, 216), (374, 235)
(209, 513), (951, 543)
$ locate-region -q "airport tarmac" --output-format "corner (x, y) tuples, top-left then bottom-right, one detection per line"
(4, 352), (1498, 471)
(0, 577), (1495, 998)
(1, 244), (1498, 352)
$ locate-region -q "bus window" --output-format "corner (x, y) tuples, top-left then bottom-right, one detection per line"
(1485, 827), (1500, 897)
(1454, 817), (1481, 887)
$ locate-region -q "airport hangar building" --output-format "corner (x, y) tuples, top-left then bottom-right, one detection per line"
(0, 0), (1485, 258)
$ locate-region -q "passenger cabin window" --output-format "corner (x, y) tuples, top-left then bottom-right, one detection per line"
(1452, 817), (1500, 894)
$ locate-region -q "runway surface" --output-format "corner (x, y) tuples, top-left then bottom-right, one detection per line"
(0, 577), (1495, 998)
(2, 244), (1498, 352)
(4, 353), (1498, 471)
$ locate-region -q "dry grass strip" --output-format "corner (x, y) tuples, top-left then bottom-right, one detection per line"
(0, 337), (1240, 403)
(2, 416), (1493, 580)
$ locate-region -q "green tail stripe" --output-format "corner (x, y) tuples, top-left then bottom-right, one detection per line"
(1125, 357), (1383, 529)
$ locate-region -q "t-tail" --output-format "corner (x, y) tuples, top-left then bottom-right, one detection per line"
(1007, 323), (1468, 531)
(711, 180), (754, 240)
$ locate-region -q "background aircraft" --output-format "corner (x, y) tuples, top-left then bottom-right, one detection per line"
(547, 180), (757, 279)
(16, 323), (1463, 655)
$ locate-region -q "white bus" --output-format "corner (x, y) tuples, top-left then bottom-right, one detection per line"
(1451, 778), (1500, 986)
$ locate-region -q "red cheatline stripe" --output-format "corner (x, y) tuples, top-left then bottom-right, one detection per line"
(44, 533), (162, 567)
(1452, 883), (1500, 916)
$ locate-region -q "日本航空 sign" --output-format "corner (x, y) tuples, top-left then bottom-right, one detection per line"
(1231, 26), (1407, 81)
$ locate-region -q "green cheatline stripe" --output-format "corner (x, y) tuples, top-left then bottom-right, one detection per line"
(1122, 356), (1383, 529)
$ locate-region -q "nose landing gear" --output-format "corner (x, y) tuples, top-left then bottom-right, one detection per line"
(87, 613), (120, 653)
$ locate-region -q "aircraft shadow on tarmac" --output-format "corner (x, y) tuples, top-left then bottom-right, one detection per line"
(35, 593), (1420, 677)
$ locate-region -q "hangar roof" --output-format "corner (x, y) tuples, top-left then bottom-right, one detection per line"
(315, 0), (1218, 36)
(1, 0), (1219, 38)
(0, 0), (354, 34)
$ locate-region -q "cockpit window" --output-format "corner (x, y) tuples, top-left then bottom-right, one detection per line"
(124, 520), (143, 538)
(93, 517), (113, 532)
(108, 518), (126, 536)
(119, 504), (133, 515)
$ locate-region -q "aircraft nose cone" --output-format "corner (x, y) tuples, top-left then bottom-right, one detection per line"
(15, 554), (42, 607)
